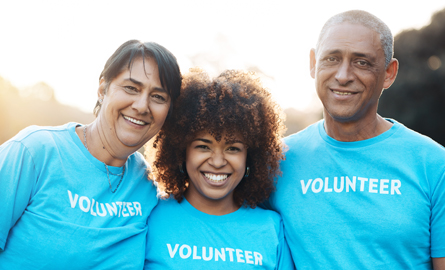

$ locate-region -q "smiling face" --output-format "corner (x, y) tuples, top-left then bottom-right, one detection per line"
(310, 22), (392, 124)
(97, 57), (171, 153)
(184, 131), (247, 214)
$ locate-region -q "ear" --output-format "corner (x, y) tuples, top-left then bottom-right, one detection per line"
(98, 78), (106, 99)
(310, 48), (317, 79)
(383, 58), (399, 89)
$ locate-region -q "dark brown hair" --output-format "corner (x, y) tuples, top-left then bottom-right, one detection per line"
(153, 68), (285, 208)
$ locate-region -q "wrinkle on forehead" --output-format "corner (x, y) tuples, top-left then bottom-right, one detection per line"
(317, 23), (384, 64)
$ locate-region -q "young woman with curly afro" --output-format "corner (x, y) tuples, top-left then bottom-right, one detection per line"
(144, 68), (295, 269)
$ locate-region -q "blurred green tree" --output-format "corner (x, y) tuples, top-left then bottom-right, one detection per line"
(379, 9), (445, 146)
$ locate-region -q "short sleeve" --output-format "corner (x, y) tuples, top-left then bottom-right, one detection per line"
(0, 141), (36, 250)
(276, 218), (295, 269)
(431, 169), (445, 258)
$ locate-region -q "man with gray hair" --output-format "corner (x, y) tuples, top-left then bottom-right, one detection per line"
(266, 10), (445, 269)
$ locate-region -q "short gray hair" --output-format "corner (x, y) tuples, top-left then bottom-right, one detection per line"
(316, 10), (394, 67)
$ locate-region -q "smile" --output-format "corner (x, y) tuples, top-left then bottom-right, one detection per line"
(332, 90), (354, 96)
(123, 115), (148, 126)
(204, 173), (229, 183)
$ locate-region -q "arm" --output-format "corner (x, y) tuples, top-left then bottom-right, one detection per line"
(0, 141), (36, 251)
(433, 257), (445, 270)
(276, 219), (296, 270)
(431, 169), (445, 265)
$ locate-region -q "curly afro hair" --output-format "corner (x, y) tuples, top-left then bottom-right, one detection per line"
(152, 68), (285, 208)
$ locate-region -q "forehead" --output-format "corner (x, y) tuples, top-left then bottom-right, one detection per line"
(192, 130), (244, 143)
(318, 22), (383, 58)
(128, 57), (159, 76)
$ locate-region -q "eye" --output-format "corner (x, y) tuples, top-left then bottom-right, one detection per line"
(326, 56), (337, 62)
(226, 146), (241, 153)
(124, 86), (138, 93)
(356, 60), (369, 67)
(196, 145), (210, 150)
(152, 94), (167, 103)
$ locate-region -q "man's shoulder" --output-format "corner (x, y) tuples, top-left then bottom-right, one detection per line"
(392, 120), (445, 153)
(284, 120), (321, 147)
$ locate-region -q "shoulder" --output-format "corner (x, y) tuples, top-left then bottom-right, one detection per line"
(383, 120), (445, 182)
(128, 151), (150, 171)
(391, 120), (445, 156)
(245, 207), (283, 231)
(148, 197), (180, 222)
(284, 120), (320, 143)
(7, 123), (74, 143)
(283, 120), (321, 150)
(151, 197), (179, 212)
(2, 123), (76, 151)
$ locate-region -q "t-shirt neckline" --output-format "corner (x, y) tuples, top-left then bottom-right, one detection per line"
(179, 197), (247, 223)
(318, 118), (401, 148)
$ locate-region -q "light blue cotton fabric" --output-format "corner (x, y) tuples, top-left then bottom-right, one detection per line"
(145, 197), (294, 269)
(267, 119), (445, 270)
(0, 123), (158, 269)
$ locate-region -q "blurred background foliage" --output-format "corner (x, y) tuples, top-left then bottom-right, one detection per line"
(1, 9), (444, 146)
(378, 9), (445, 146)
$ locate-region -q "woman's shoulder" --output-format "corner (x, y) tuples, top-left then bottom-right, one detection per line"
(147, 197), (181, 223)
(150, 196), (179, 212)
(127, 150), (150, 171)
(244, 207), (283, 229)
(10, 123), (73, 142)
(2, 123), (76, 153)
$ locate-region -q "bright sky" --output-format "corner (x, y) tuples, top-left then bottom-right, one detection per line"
(1, 0), (444, 113)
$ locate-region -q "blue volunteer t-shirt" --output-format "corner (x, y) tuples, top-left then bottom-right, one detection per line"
(0, 123), (158, 269)
(145, 197), (294, 269)
(267, 119), (445, 269)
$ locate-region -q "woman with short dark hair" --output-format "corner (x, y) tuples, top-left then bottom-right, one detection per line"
(0, 40), (182, 269)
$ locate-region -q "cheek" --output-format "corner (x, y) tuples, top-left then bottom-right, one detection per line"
(234, 155), (247, 173)
(185, 150), (203, 172)
(99, 102), (116, 124)
(151, 104), (170, 122)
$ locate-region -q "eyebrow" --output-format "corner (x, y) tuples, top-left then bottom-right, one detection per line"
(124, 78), (167, 93)
(193, 138), (245, 145)
(193, 138), (213, 144)
(325, 49), (376, 61)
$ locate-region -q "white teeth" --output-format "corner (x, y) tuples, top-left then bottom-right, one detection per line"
(204, 173), (229, 182)
(123, 115), (147, 125)
(333, 90), (353, 96)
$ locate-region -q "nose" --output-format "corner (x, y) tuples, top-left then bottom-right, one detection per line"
(335, 61), (354, 85)
(208, 151), (227, 168)
(132, 96), (150, 115)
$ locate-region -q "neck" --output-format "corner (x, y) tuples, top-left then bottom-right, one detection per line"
(324, 113), (392, 142)
(76, 120), (130, 167)
(184, 191), (240, 216)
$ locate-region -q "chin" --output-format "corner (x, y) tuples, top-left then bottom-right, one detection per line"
(326, 110), (358, 122)
(204, 191), (230, 201)
(118, 137), (149, 148)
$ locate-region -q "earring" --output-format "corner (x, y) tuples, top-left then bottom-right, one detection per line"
(179, 163), (185, 174)
(99, 98), (103, 104)
(244, 167), (250, 178)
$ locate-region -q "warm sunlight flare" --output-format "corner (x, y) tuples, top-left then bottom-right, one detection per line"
(1, 0), (444, 114)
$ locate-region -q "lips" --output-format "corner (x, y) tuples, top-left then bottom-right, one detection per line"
(123, 115), (148, 126)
